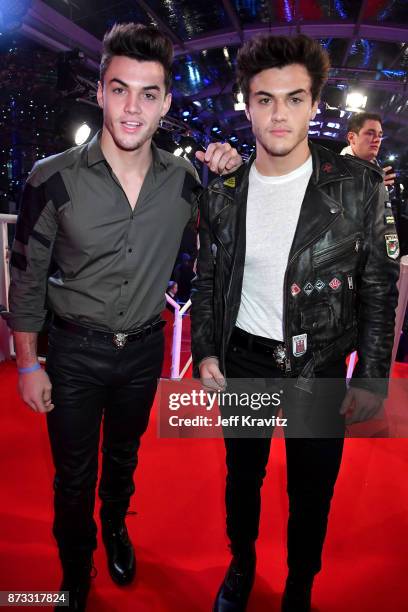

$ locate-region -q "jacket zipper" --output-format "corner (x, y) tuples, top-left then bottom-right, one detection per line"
(313, 234), (361, 267)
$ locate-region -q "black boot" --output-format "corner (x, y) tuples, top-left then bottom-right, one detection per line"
(213, 545), (256, 612)
(281, 574), (314, 612)
(101, 517), (135, 585)
(58, 556), (93, 612)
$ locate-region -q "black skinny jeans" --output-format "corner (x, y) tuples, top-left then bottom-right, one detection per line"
(45, 325), (164, 562)
(224, 332), (346, 578)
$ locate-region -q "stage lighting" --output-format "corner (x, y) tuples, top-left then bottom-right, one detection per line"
(234, 91), (246, 112)
(0, 0), (31, 33)
(173, 147), (183, 157)
(388, 154), (396, 162)
(346, 91), (367, 112)
(74, 123), (91, 145)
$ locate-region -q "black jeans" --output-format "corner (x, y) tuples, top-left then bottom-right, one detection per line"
(45, 325), (164, 562)
(224, 332), (346, 578)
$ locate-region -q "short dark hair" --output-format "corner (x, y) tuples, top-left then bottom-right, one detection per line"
(100, 23), (173, 92)
(347, 112), (382, 134)
(236, 34), (330, 104)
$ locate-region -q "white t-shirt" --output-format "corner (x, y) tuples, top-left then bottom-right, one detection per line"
(236, 156), (313, 340)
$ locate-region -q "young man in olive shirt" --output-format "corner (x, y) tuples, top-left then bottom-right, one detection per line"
(8, 23), (241, 610)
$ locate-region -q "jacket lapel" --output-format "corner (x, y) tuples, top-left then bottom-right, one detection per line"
(288, 144), (353, 261)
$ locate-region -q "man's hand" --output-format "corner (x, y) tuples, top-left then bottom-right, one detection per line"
(196, 142), (242, 175)
(383, 165), (396, 188)
(18, 368), (54, 413)
(199, 357), (226, 391)
(339, 387), (383, 424)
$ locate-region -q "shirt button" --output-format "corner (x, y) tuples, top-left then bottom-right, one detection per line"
(330, 208), (337, 214)
(124, 280), (128, 285)
(128, 248), (132, 253)
(119, 311), (124, 316)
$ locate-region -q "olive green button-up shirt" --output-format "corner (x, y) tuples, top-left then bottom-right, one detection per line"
(9, 132), (200, 332)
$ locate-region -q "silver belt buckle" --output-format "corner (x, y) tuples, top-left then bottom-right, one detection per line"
(113, 332), (128, 349)
(273, 344), (287, 370)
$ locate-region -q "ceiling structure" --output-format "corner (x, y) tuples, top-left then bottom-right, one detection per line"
(3, 0), (408, 162)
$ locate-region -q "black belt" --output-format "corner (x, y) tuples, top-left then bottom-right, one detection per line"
(52, 315), (166, 349)
(230, 327), (287, 370)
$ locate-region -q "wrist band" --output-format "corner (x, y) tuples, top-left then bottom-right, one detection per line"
(18, 363), (41, 375)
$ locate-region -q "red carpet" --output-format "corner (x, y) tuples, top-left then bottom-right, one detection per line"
(1, 358), (408, 611)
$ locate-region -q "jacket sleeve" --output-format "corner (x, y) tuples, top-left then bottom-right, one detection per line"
(190, 189), (218, 370)
(8, 163), (59, 332)
(350, 172), (400, 396)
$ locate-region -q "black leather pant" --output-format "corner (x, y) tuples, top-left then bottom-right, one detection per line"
(45, 325), (164, 562)
(224, 334), (346, 578)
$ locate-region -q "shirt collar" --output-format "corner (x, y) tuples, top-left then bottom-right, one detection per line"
(87, 130), (170, 171)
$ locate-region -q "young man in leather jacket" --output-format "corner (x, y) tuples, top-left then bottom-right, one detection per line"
(191, 34), (400, 612)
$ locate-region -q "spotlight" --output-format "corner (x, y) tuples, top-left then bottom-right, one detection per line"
(74, 123), (91, 145)
(232, 84), (246, 111)
(234, 91), (246, 112)
(388, 154), (396, 162)
(346, 91), (367, 112)
(212, 124), (220, 132)
(327, 122), (340, 129)
(182, 110), (191, 117)
(173, 147), (183, 157)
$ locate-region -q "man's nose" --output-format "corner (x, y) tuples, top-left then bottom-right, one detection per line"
(125, 94), (142, 114)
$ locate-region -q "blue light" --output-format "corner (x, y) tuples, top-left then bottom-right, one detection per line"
(182, 110), (190, 117)
(334, 0), (348, 20)
(174, 75), (182, 81)
(379, 0), (397, 21)
(382, 69), (406, 78)
(187, 62), (202, 87)
(283, 0), (293, 22)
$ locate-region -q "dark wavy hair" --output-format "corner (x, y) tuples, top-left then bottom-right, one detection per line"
(347, 112), (382, 134)
(236, 34), (330, 104)
(100, 23), (173, 92)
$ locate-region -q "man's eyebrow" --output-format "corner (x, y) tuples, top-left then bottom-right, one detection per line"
(108, 79), (161, 92)
(253, 88), (308, 97)
(109, 78), (128, 87)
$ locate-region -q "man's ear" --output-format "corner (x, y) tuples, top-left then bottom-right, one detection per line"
(347, 130), (356, 145)
(97, 81), (103, 109)
(310, 99), (319, 121)
(245, 106), (251, 122)
(162, 92), (172, 117)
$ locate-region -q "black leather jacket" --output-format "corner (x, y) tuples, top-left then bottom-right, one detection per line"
(191, 142), (400, 395)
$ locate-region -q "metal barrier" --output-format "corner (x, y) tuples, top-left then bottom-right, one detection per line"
(165, 295), (192, 379)
(0, 214), (17, 361)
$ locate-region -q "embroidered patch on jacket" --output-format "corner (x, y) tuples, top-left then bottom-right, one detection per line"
(385, 234), (400, 259)
(385, 214), (395, 225)
(291, 283), (301, 297)
(292, 333), (307, 357)
(303, 282), (314, 296)
(329, 277), (342, 291)
(314, 279), (325, 292)
(321, 162), (333, 173)
(223, 177), (236, 188)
